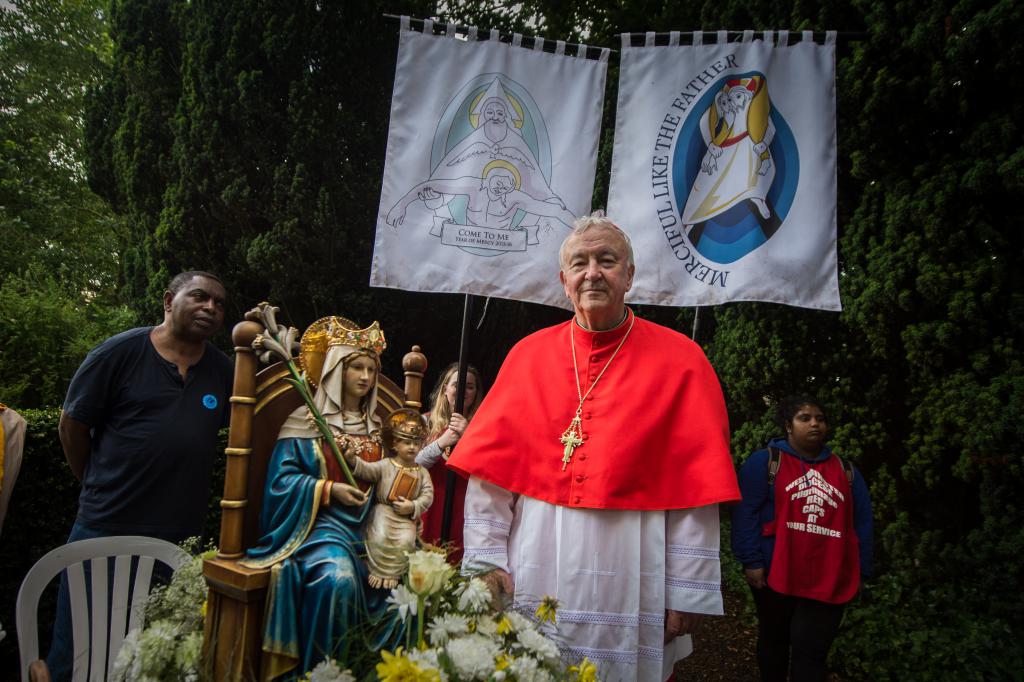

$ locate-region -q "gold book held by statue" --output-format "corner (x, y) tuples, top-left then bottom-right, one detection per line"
(387, 467), (419, 502)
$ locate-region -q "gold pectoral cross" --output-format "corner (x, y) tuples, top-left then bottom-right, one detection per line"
(559, 414), (584, 471)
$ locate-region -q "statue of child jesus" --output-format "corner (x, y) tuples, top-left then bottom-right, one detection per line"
(343, 407), (434, 589)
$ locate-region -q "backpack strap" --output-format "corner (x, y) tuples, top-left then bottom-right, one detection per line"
(767, 447), (782, 485)
(769, 446), (856, 486)
(833, 453), (855, 485)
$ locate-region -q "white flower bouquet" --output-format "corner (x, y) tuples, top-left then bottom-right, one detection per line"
(110, 540), (212, 682)
(369, 548), (599, 682)
(107, 545), (599, 681)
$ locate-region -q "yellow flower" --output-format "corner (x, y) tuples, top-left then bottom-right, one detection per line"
(496, 615), (514, 635)
(377, 647), (440, 682)
(568, 656), (599, 682)
(495, 653), (511, 671)
(534, 595), (559, 625)
(201, 600), (207, 619)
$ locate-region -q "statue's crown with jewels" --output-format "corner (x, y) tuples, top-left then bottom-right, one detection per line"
(299, 316), (387, 387)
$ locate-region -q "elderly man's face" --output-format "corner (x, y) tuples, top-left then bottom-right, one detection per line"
(559, 226), (634, 325)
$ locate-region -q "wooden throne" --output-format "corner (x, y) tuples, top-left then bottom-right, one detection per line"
(201, 309), (427, 681)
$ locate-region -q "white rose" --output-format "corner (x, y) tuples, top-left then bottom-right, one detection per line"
(406, 549), (454, 596)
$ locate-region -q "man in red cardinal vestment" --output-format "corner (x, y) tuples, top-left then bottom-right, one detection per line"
(447, 214), (740, 682)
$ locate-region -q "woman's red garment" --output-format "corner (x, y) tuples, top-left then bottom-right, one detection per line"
(418, 450), (467, 563)
(766, 450), (860, 603)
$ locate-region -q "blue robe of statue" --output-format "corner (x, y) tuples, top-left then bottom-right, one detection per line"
(243, 436), (404, 680)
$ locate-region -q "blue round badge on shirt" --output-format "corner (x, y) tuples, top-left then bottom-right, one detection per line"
(202, 394), (218, 410)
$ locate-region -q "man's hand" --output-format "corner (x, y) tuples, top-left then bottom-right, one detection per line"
(744, 567), (766, 590)
(393, 496), (415, 516)
(480, 568), (514, 607)
(330, 483), (367, 506)
(664, 610), (703, 643)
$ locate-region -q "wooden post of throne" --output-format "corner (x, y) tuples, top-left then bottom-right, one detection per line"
(201, 311), (427, 680)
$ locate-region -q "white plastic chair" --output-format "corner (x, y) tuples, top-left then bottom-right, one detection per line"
(16, 536), (190, 682)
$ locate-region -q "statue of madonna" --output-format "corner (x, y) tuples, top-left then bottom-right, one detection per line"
(242, 317), (403, 680)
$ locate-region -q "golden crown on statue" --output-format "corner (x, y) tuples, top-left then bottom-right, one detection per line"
(300, 316), (387, 387)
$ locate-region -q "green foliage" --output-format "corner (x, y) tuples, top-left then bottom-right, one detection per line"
(0, 0), (135, 408)
(0, 268), (136, 407)
(110, 544), (212, 681)
(834, 574), (1022, 681)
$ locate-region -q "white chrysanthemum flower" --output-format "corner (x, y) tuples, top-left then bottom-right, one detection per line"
(110, 629), (141, 681)
(474, 615), (500, 637)
(516, 628), (560, 664)
(427, 613), (470, 645)
(504, 610), (536, 633)
(456, 577), (491, 613)
(510, 655), (556, 682)
(138, 620), (178, 676)
(386, 584), (419, 621)
(175, 631), (203, 672)
(406, 648), (447, 680)
(308, 658), (356, 682)
(446, 634), (502, 680)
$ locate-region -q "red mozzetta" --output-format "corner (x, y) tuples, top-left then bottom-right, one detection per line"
(447, 310), (740, 510)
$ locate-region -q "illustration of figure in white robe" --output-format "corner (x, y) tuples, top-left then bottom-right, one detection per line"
(682, 75), (776, 233)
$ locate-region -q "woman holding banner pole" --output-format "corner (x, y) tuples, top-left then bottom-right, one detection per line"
(415, 362), (483, 563)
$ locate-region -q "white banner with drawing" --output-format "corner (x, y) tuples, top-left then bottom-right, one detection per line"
(371, 18), (609, 307)
(608, 31), (841, 311)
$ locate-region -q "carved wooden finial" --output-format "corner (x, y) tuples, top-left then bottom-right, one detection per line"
(232, 319), (264, 349)
(403, 345), (428, 375)
(402, 345), (428, 408)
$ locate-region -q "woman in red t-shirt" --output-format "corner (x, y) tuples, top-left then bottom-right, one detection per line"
(732, 395), (873, 682)
(415, 363), (484, 562)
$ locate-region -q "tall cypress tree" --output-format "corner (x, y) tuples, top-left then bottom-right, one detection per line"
(159, 1), (433, 340)
(86, 0), (185, 318)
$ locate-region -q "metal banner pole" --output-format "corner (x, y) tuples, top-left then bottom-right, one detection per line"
(441, 294), (475, 543)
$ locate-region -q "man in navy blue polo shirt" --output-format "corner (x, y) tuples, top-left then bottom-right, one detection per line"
(47, 270), (233, 680)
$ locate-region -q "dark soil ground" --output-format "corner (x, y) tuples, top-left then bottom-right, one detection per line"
(675, 586), (760, 681)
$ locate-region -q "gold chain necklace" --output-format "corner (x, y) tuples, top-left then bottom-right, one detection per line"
(558, 312), (635, 470)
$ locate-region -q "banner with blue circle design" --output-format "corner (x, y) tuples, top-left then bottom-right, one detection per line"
(608, 31), (840, 311)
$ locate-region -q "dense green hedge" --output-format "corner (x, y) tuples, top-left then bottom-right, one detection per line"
(0, 408), (226, 674)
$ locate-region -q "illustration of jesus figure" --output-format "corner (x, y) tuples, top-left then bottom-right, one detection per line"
(681, 75), (776, 233)
(386, 161), (575, 241)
